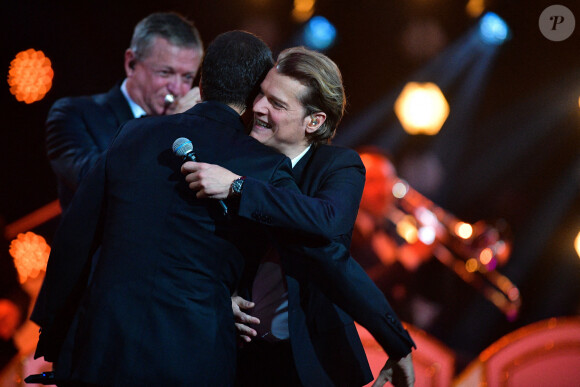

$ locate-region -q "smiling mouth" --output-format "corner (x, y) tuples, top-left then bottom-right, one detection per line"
(254, 118), (272, 129)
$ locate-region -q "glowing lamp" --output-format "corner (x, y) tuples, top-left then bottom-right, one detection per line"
(575, 230), (580, 259)
(479, 12), (510, 45)
(392, 179), (409, 199)
(8, 48), (54, 104)
(293, 0), (315, 23)
(465, 258), (479, 273)
(396, 215), (418, 244)
(418, 226), (436, 245)
(303, 16), (336, 51)
(466, 0), (486, 18)
(454, 222), (473, 239)
(9, 232), (50, 283)
(394, 82), (449, 135)
(479, 247), (493, 265)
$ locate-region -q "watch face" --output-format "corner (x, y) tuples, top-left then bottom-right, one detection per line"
(232, 178), (244, 194)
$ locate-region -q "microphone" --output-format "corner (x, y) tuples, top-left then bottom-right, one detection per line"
(163, 93), (175, 114)
(172, 137), (228, 215)
(164, 93), (175, 106)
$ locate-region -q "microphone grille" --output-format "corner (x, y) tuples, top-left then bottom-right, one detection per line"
(172, 137), (194, 158)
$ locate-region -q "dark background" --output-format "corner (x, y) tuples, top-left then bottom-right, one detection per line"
(2, 0), (579, 372)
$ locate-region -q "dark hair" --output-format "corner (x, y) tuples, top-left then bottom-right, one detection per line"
(200, 31), (273, 110)
(130, 12), (203, 62)
(275, 46), (345, 145)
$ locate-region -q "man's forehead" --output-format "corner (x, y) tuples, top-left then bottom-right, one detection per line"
(263, 70), (305, 104)
(142, 38), (201, 71)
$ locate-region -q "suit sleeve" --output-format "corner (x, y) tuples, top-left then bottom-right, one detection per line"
(283, 242), (416, 360)
(237, 148), (365, 240)
(30, 155), (107, 361)
(46, 97), (104, 193)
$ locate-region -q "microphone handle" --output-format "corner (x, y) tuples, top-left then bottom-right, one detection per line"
(183, 152), (228, 215)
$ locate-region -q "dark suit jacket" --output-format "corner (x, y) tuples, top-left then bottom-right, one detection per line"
(31, 101), (296, 386)
(46, 84), (134, 210)
(237, 145), (416, 386)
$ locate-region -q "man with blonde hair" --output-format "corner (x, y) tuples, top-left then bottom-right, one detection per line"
(183, 46), (415, 386)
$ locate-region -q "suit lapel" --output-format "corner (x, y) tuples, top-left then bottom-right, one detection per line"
(292, 146), (316, 184)
(104, 85), (134, 125)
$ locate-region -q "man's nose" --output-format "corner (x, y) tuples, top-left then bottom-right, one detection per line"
(253, 94), (267, 113)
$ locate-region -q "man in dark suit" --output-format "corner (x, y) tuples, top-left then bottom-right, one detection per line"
(46, 12), (203, 211)
(30, 31), (296, 386)
(182, 47), (415, 386)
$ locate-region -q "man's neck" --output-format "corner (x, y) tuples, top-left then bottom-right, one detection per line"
(226, 103), (246, 116)
(281, 143), (310, 160)
(291, 145), (311, 167)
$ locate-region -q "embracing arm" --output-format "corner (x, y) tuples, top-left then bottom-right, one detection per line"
(182, 146), (365, 240)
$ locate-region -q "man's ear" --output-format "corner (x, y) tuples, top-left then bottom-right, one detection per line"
(124, 49), (137, 76)
(305, 112), (326, 134)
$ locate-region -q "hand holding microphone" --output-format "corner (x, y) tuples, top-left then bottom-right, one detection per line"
(173, 137), (233, 215)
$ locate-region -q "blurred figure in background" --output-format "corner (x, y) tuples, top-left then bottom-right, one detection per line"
(46, 12), (204, 211)
(351, 146), (439, 329)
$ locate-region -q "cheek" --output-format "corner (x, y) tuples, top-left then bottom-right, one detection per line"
(146, 75), (166, 92)
(180, 81), (193, 93)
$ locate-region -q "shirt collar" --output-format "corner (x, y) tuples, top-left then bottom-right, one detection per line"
(291, 145), (311, 168)
(121, 79), (147, 118)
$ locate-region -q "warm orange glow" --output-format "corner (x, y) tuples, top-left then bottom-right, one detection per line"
(396, 215), (418, 243)
(4, 199), (62, 240)
(466, 0), (486, 18)
(575, 230), (580, 259)
(465, 258), (479, 273)
(480, 247), (493, 265)
(7, 48), (54, 104)
(9, 232), (50, 283)
(292, 0), (315, 22)
(394, 82), (449, 135)
(455, 222), (473, 239)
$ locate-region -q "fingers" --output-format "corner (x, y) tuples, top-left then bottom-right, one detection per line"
(181, 161), (201, 175)
(235, 322), (257, 340)
(231, 296), (260, 343)
(371, 370), (390, 387)
(232, 296), (254, 310)
(172, 87), (202, 114)
(391, 354), (415, 387)
(181, 162), (208, 197)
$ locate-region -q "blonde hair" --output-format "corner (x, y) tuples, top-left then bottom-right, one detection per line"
(275, 47), (345, 145)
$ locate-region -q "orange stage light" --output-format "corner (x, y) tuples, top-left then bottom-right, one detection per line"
(394, 82), (449, 135)
(292, 0), (315, 22)
(9, 232), (51, 283)
(466, 0), (486, 18)
(7, 48), (54, 104)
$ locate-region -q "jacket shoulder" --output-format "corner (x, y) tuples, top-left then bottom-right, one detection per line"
(311, 144), (364, 168)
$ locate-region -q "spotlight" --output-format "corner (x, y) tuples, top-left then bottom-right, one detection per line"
(479, 12), (510, 45)
(303, 16), (336, 51)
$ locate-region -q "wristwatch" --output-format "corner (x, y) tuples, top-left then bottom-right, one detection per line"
(230, 176), (246, 197)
